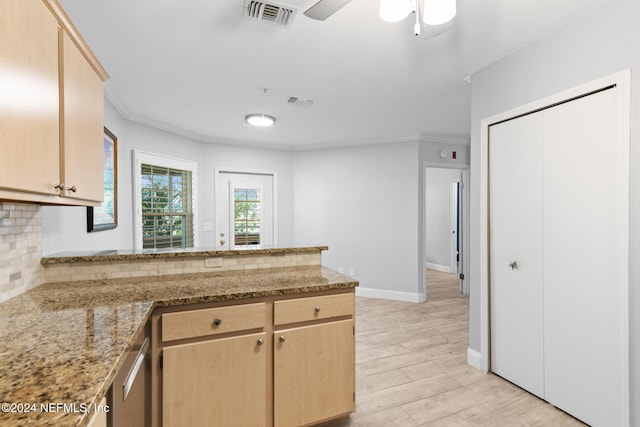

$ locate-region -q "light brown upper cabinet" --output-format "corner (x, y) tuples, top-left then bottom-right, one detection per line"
(0, 0), (108, 206)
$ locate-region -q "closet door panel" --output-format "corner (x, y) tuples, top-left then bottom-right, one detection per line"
(489, 112), (544, 398)
(543, 88), (620, 426)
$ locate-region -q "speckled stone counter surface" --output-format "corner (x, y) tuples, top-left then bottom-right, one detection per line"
(0, 266), (357, 426)
(41, 245), (328, 265)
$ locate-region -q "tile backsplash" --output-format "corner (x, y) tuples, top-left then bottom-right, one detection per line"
(0, 203), (45, 302)
(43, 252), (322, 283)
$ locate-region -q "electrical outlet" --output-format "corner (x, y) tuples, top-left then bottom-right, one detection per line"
(205, 257), (223, 268)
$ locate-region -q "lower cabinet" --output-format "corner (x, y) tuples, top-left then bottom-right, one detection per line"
(154, 290), (355, 427)
(274, 319), (355, 427)
(163, 333), (267, 427)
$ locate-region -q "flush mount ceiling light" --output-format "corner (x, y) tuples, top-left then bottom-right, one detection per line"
(379, 0), (456, 35)
(245, 114), (276, 127)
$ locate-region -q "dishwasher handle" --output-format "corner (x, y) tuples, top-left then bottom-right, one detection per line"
(123, 337), (149, 401)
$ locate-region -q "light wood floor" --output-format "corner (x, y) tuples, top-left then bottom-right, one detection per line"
(318, 270), (585, 427)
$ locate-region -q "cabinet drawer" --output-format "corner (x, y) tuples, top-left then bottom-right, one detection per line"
(274, 293), (354, 325)
(162, 303), (266, 342)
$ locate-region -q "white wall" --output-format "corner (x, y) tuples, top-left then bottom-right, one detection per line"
(425, 167), (460, 271)
(42, 99), (130, 253)
(292, 141), (421, 301)
(468, 0), (639, 422)
(42, 99), (294, 254)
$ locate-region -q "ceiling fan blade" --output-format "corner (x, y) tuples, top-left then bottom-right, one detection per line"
(304, 0), (352, 21)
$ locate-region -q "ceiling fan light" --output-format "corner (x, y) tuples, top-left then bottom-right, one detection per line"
(422, 0), (456, 26)
(379, 0), (413, 23)
(245, 114), (276, 127)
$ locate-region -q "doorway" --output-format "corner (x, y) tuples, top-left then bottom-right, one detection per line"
(424, 164), (468, 298)
(215, 169), (276, 249)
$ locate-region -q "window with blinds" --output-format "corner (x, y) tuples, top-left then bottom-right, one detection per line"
(141, 164), (194, 249)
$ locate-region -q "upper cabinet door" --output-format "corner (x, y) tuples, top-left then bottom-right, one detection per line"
(0, 0), (60, 196)
(61, 31), (104, 203)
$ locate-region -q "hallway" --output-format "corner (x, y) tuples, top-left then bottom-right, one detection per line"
(320, 270), (585, 426)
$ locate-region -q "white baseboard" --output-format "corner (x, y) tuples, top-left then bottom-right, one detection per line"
(467, 347), (484, 371)
(356, 287), (424, 303)
(425, 262), (454, 273)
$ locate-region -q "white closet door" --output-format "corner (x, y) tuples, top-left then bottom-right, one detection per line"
(543, 88), (620, 426)
(489, 112), (545, 398)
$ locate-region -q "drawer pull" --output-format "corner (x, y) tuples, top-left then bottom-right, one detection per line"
(314, 306), (321, 313)
(257, 338), (264, 346)
(279, 336), (286, 343)
(213, 317), (222, 326)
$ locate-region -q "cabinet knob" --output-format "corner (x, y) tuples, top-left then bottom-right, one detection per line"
(54, 183), (77, 193)
(257, 338), (264, 346)
(279, 336), (286, 343)
(213, 317), (222, 326)
(314, 306), (321, 313)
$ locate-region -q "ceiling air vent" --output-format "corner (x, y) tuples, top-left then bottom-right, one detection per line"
(287, 96), (315, 108)
(243, 0), (298, 29)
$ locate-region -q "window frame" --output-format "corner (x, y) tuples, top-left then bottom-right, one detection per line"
(133, 150), (198, 250)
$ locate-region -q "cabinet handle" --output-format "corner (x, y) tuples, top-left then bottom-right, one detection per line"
(257, 338), (264, 346)
(123, 337), (149, 400)
(314, 306), (321, 313)
(53, 183), (77, 193)
(279, 336), (286, 343)
(213, 317), (222, 326)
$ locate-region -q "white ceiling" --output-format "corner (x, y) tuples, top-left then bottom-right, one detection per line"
(59, 0), (613, 150)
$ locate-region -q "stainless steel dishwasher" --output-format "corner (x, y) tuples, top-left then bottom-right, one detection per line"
(107, 323), (150, 426)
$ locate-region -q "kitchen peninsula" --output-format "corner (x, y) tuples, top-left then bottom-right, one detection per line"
(0, 246), (357, 426)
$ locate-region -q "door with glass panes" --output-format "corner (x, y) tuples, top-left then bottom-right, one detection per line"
(215, 172), (274, 249)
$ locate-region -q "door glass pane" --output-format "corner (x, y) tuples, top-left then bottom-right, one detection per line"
(234, 188), (261, 246)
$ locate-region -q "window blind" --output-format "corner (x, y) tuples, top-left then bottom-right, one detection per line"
(141, 164), (194, 249)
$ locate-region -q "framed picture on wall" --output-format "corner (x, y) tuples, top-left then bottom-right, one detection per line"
(87, 127), (118, 232)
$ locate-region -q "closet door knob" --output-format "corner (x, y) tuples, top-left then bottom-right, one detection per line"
(279, 336), (286, 343)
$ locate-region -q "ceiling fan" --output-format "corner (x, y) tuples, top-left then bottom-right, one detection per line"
(303, 0), (353, 21)
(244, 0), (455, 38)
(304, 0), (455, 38)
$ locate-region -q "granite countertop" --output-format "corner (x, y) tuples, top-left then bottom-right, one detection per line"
(0, 266), (357, 426)
(41, 245), (329, 265)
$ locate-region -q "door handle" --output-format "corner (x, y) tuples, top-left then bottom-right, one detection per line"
(123, 337), (149, 401)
